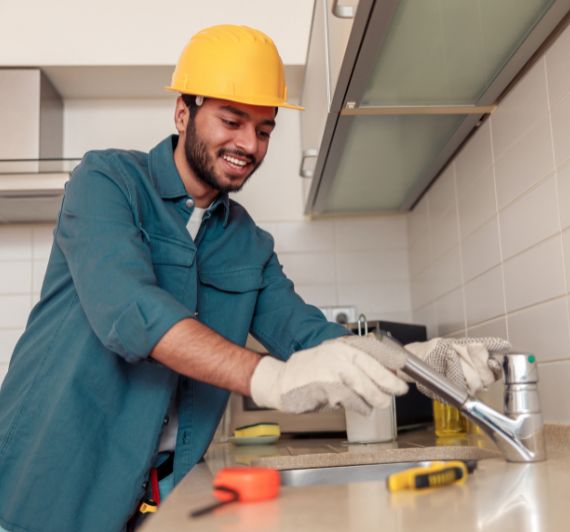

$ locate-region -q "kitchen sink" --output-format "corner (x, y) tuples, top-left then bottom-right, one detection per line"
(279, 461), (432, 487)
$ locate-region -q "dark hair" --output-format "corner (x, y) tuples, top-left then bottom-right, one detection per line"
(181, 94), (202, 120)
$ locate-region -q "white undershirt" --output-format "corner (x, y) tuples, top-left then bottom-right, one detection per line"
(158, 205), (206, 452)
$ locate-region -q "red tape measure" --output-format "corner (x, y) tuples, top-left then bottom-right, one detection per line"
(191, 467), (280, 518)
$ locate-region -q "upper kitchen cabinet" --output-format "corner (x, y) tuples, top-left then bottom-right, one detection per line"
(300, 0), (356, 201)
(302, 0), (570, 215)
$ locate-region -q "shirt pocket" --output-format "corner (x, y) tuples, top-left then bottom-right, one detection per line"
(197, 268), (263, 344)
(149, 233), (197, 306)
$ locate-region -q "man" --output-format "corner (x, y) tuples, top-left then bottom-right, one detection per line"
(0, 25), (508, 532)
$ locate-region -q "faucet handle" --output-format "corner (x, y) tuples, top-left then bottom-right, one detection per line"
(501, 353), (539, 385)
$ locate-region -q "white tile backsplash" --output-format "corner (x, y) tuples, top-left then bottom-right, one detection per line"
(508, 297), (570, 362)
(457, 165), (496, 238)
(0, 226), (32, 260)
(271, 220), (334, 253)
(461, 216), (501, 282)
(408, 233), (431, 278)
(427, 164), (456, 221)
(31, 224), (55, 259)
(337, 281), (411, 320)
(0, 261), (32, 294)
(537, 361), (570, 423)
(294, 284), (338, 308)
(32, 259), (49, 294)
(334, 216), (407, 251)
(464, 266), (505, 327)
(467, 316), (508, 339)
(562, 227), (570, 290)
(411, 302), (438, 339)
(430, 204), (459, 260)
(336, 249), (409, 283)
(546, 24), (570, 106)
(503, 236), (566, 313)
(557, 160), (570, 230)
(431, 246), (463, 299)
(0, 295), (31, 329)
(493, 117), (555, 209)
(0, 363), (8, 383)
(407, 195), (429, 246)
(435, 288), (465, 337)
(491, 57), (550, 158)
(0, 329), (21, 363)
(455, 121), (493, 197)
(278, 252), (336, 286)
(408, 23), (570, 423)
(410, 267), (435, 311)
(499, 175), (560, 260)
(550, 93), (570, 167)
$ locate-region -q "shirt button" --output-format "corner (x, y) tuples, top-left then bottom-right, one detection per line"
(142, 480), (149, 490)
(186, 198), (195, 208)
(163, 416), (169, 425)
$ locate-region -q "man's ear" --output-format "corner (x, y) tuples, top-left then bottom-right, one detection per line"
(174, 96), (189, 134)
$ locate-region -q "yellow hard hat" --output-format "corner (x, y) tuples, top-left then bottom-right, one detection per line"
(166, 25), (303, 110)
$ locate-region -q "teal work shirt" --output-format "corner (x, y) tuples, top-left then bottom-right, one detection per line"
(0, 136), (347, 532)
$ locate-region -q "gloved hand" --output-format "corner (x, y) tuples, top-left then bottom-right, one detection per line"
(250, 337), (409, 415)
(404, 337), (511, 396)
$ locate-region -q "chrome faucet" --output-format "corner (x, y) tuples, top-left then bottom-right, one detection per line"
(379, 334), (546, 463)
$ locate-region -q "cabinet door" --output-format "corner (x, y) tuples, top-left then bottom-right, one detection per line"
(299, 0), (355, 202)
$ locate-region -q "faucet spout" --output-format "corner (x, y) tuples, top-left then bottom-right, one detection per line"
(376, 333), (547, 463)
(462, 399), (546, 462)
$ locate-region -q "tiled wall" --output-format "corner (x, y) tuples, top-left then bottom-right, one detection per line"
(0, 216), (411, 384)
(0, 225), (53, 383)
(260, 216), (412, 322)
(408, 23), (570, 424)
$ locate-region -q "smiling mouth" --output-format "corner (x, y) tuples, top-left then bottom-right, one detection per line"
(222, 154), (248, 169)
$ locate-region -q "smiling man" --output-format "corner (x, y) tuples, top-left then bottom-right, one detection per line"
(0, 24), (508, 532)
(0, 25), (411, 532)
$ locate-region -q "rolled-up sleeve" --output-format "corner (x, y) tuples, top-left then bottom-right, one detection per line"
(250, 251), (349, 360)
(55, 153), (193, 363)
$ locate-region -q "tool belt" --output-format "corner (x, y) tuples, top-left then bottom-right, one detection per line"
(127, 452), (174, 531)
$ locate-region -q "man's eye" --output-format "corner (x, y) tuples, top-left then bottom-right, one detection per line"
(222, 119), (239, 128)
(258, 130), (271, 139)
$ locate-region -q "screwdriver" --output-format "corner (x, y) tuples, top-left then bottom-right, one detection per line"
(386, 461), (470, 492)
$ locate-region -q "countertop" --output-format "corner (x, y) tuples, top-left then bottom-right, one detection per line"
(140, 425), (570, 532)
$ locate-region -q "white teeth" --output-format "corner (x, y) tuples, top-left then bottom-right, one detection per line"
(222, 155), (247, 167)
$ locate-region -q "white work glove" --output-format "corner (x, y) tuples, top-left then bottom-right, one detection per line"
(250, 337), (409, 415)
(405, 337), (511, 396)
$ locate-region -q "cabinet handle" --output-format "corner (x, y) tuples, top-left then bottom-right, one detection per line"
(331, 0), (356, 18)
(299, 149), (318, 178)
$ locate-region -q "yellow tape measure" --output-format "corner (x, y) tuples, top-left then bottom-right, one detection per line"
(386, 461), (468, 492)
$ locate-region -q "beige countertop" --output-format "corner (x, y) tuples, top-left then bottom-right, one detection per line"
(140, 425), (570, 532)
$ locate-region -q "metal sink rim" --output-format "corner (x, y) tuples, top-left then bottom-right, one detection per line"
(279, 460), (434, 487)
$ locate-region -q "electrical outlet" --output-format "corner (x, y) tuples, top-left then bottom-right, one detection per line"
(330, 306), (357, 324)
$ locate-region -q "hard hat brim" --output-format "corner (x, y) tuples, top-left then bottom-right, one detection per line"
(164, 86), (304, 111)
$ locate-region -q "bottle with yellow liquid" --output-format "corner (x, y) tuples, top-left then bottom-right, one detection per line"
(432, 399), (467, 437)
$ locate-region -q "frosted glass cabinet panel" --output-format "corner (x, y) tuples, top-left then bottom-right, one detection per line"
(318, 114), (465, 213)
(360, 0), (555, 106)
(303, 0), (569, 215)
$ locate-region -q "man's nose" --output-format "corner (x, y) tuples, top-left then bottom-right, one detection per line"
(234, 125), (258, 155)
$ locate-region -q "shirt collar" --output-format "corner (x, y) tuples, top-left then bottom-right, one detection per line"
(149, 135), (230, 227)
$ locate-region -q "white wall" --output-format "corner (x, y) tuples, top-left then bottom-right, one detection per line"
(0, 225), (52, 383)
(0, 0), (313, 66)
(408, 23), (570, 424)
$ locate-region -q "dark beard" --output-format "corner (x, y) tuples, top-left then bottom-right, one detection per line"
(184, 119), (260, 194)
